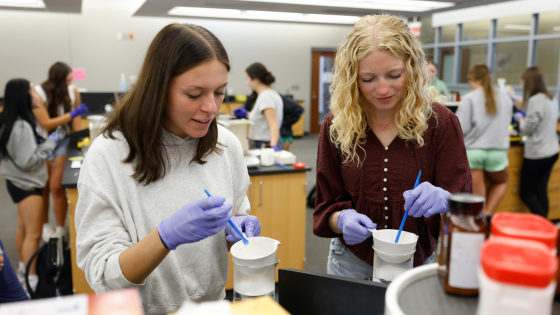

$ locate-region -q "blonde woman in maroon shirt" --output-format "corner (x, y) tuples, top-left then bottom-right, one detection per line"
(313, 14), (473, 279)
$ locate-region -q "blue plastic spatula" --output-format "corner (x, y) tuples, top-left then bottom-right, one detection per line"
(204, 190), (249, 245)
(395, 170), (422, 243)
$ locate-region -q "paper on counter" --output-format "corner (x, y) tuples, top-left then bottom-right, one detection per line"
(0, 295), (88, 315)
(176, 300), (231, 315)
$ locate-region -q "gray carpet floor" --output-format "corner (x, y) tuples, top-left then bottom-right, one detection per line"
(0, 133), (330, 274)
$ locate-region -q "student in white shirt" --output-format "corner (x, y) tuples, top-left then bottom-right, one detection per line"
(233, 63), (284, 150)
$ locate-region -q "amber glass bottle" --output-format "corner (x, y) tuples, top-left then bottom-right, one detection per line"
(438, 193), (487, 296)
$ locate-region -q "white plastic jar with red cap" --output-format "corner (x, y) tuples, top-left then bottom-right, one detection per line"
(491, 212), (558, 253)
(478, 237), (558, 315)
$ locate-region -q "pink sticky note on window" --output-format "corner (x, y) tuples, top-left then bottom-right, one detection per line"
(72, 68), (86, 81)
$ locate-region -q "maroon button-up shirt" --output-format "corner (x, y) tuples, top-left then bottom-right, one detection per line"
(313, 103), (473, 267)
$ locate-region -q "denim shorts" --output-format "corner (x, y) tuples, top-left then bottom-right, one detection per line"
(47, 137), (70, 161)
(327, 237), (434, 281)
(466, 148), (509, 172)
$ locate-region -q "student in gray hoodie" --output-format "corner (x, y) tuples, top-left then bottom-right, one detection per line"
(75, 24), (261, 315)
(516, 67), (560, 218)
(0, 79), (59, 292)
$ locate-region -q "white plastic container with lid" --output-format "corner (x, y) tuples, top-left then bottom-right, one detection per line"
(491, 212), (558, 252)
(478, 237), (558, 315)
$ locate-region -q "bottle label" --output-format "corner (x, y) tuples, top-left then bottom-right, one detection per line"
(448, 232), (485, 289)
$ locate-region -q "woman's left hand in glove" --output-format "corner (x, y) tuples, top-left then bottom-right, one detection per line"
(403, 182), (451, 218)
(226, 215), (262, 243)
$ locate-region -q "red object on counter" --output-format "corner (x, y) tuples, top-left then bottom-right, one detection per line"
(480, 237), (557, 288)
(294, 162), (306, 169)
(491, 213), (558, 251)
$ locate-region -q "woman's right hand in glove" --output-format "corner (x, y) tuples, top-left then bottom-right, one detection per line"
(337, 209), (377, 245)
(69, 103), (89, 119)
(158, 196), (232, 250)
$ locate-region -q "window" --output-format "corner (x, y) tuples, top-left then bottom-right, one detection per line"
(494, 41), (528, 85)
(535, 39), (560, 86)
(440, 47), (455, 83)
(460, 45), (488, 83)
(496, 15), (532, 38)
(538, 10), (560, 35)
(462, 20), (490, 41)
(425, 48), (434, 60)
(419, 16), (435, 44)
(441, 25), (456, 42)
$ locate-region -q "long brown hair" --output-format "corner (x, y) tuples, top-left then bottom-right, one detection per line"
(104, 23), (230, 185)
(41, 62), (72, 134)
(469, 64), (496, 115)
(521, 66), (554, 107)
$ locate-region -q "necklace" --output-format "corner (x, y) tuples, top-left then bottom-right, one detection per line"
(370, 117), (393, 131)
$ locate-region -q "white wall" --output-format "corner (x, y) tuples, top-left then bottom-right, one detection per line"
(0, 9), (353, 132)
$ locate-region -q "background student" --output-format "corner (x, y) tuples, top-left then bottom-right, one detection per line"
(0, 79), (59, 293)
(455, 64), (513, 215)
(34, 62), (87, 240)
(234, 63), (284, 150)
(516, 66), (560, 218)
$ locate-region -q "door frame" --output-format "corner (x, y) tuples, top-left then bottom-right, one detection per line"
(310, 48), (337, 134)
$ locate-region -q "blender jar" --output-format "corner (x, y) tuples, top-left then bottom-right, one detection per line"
(233, 258), (280, 302)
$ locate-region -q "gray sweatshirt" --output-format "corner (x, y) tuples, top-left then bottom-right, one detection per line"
(455, 88), (513, 150)
(0, 119), (56, 191)
(520, 93), (560, 159)
(75, 126), (250, 315)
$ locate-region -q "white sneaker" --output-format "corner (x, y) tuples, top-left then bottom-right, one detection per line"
(17, 262), (25, 285)
(53, 226), (66, 239)
(28, 274), (38, 293)
(42, 224), (55, 242)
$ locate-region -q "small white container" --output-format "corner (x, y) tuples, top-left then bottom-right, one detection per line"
(260, 148), (275, 166)
(370, 229), (419, 282)
(478, 237), (558, 315)
(230, 237), (281, 267)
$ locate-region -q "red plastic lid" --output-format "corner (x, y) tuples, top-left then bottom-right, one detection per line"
(294, 162), (306, 169)
(481, 237), (557, 288)
(491, 212), (558, 250)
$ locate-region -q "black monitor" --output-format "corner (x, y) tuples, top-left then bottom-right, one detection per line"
(80, 92), (120, 116)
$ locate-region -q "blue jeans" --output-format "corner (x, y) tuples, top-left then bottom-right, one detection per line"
(327, 237), (435, 280)
(47, 137), (70, 161)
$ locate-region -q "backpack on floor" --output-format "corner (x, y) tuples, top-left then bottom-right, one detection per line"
(25, 237), (73, 299)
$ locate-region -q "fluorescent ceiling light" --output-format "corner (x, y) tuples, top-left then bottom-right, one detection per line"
(503, 24), (531, 30)
(0, 0), (45, 8)
(168, 6), (361, 24)
(237, 0), (454, 12)
(169, 7), (241, 17)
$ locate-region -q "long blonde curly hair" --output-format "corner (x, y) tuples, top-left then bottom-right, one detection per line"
(329, 14), (442, 166)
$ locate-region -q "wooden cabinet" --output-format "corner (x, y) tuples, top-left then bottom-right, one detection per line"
(224, 172), (307, 290)
(219, 101), (305, 137)
(493, 145), (560, 220)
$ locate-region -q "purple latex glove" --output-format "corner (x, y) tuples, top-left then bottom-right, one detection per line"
(233, 107), (248, 118)
(513, 111), (525, 122)
(69, 103), (89, 119)
(403, 182), (451, 218)
(337, 209), (377, 245)
(47, 131), (59, 144)
(226, 215), (261, 243)
(271, 145), (281, 152)
(158, 196), (232, 250)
